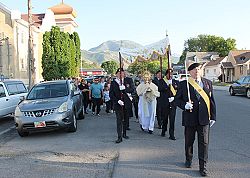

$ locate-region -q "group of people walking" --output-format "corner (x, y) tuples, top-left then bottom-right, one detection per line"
(77, 62), (216, 177)
(108, 62), (216, 177)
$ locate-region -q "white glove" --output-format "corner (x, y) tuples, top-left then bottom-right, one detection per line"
(118, 100), (124, 106)
(210, 120), (216, 127)
(168, 80), (172, 85)
(185, 102), (193, 110)
(168, 97), (174, 103)
(119, 85), (125, 91)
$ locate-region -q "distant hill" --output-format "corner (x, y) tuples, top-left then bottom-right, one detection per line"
(81, 39), (180, 67)
(88, 40), (143, 53)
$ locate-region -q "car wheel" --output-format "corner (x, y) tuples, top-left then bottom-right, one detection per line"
(18, 130), (29, 137)
(229, 87), (235, 96)
(78, 107), (85, 120)
(68, 113), (77, 132)
(246, 89), (250, 99)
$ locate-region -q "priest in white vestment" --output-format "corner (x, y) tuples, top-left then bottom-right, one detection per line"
(136, 71), (160, 134)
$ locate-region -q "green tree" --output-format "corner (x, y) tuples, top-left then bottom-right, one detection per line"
(178, 34), (237, 64)
(69, 37), (77, 77)
(127, 57), (169, 75)
(42, 31), (58, 81)
(101, 61), (118, 74)
(42, 26), (81, 80)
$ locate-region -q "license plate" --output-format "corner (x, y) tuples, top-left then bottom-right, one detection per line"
(34, 121), (46, 128)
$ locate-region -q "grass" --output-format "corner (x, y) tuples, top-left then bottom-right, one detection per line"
(212, 82), (231, 86)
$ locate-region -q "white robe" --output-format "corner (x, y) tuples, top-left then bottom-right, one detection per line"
(136, 82), (160, 131)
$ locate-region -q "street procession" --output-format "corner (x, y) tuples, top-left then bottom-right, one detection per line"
(0, 0), (250, 178)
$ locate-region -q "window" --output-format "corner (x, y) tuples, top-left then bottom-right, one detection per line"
(206, 69), (209, 73)
(6, 84), (18, 95)
(21, 32), (24, 43)
(6, 83), (27, 95)
(240, 66), (243, 75)
(0, 85), (6, 98)
(16, 83), (27, 93)
(237, 77), (245, 84)
(243, 76), (250, 83)
(214, 69), (216, 73)
(21, 58), (25, 69)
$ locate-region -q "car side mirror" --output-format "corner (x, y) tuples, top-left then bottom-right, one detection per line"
(18, 96), (25, 104)
(20, 96), (25, 101)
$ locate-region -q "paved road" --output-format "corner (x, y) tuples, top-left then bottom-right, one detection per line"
(0, 90), (249, 178)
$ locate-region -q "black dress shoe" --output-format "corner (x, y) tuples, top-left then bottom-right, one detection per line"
(161, 132), (165, 137)
(199, 168), (208, 177)
(169, 136), (176, 140)
(122, 135), (129, 139)
(115, 138), (122, 143)
(140, 125), (144, 131)
(185, 160), (192, 168)
(148, 130), (153, 134)
(126, 127), (131, 130)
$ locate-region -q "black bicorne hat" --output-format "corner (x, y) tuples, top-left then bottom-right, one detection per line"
(188, 63), (201, 71)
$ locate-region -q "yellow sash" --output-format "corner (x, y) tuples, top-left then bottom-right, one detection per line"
(163, 77), (177, 96)
(188, 77), (210, 119)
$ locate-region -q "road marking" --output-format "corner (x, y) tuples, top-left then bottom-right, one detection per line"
(0, 126), (15, 136)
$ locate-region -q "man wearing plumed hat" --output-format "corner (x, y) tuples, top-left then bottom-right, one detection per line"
(175, 62), (216, 177)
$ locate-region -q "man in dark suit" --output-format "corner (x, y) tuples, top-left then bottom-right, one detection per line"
(175, 63), (216, 177)
(110, 68), (134, 143)
(158, 69), (179, 140)
(152, 70), (162, 129)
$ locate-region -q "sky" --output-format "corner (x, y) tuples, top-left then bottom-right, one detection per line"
(1, 0), (250, 55)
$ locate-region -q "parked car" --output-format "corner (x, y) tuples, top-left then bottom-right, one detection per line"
(14, 80), (85, 137)
(0, 80), (28, 118)
(229, 75), (250, 98)
(177, 74), (191, 81)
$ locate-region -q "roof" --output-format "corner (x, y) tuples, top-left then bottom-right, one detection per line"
(21, 13), (45, 28)
(221, 62), (234, 68)
(49, 3), (77, 18)
(206, 57), (225, 67)
(230, 50), (250, 65)
(186, 52), (219, 61)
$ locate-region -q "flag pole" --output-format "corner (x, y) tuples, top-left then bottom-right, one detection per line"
(185, 59), (192, 105)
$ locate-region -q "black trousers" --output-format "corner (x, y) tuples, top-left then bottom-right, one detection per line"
(92, 98), (101, 114)
(161, 106), (176, 137)
(133, 101), (138, 119)
(115, 108), (129, 139)
(185, 125), (209, 167)
(156, 100), (162, 127)
(105, 100), (111, 112)
(83, 97), (88, 112)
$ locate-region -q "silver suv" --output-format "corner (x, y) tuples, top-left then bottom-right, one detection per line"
(0, 80), (28, 118)
(14, 80), (84, 137)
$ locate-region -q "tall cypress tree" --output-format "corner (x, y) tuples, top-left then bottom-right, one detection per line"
(42, 26), (81, 80)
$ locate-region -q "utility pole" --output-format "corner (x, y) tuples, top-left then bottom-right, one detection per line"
(28, 0), (35, 88)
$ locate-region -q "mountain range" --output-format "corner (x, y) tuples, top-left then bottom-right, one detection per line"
(81, 40), (180, 67)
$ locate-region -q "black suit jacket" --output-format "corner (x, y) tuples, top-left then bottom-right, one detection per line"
(110, 77), (135, 116)
(158, 78), (179, 107)
(175, 77), (216, 126)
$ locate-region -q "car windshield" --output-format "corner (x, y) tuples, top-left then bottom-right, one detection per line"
(27, 83), (68, 100)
